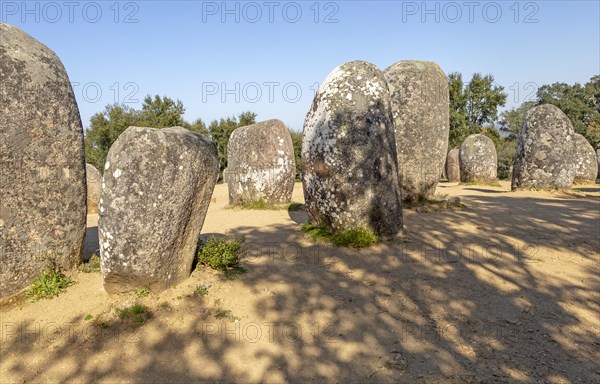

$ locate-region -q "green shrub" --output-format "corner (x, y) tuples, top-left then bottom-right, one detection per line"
(79, 254), (101, 273)
(301, 223), (378, 248)
(136, 288), (150, 298)
(196, 236), (246, 271)
(238, 198), (302, 211)
(115, 303), (151, 326)
(301, 223), (333, 242)
(241, 197), (270, 209)
(332, 228), (378, 248)
(214, 308), (240, 322)
(195, 284), (209, 296)
(497, 140), (517, 180)
(26, 260), (73, 302)
(287, 202), (304, 212)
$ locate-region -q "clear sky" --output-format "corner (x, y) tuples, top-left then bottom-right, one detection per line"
(3, 0), (599, 131)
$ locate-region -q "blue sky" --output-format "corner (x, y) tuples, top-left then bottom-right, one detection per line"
(3, 0), (599, 131)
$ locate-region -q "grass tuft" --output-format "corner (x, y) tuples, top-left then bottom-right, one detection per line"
(195, 284), (209, 296)
(301, 223), (378, 248)
(332, 228), (378, 248)
(287, 202), (304, 212)
(26, 260), (73, 302)
(214, 308), (241, 322)
(115, 303), (151, 326)
(235, 198), (303, 211)
(196, 236), (246, 271)
(79, 254), (101, 273)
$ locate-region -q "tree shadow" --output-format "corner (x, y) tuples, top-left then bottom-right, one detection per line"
(463, 187), (507, 194)
(1, 191), (599, 382)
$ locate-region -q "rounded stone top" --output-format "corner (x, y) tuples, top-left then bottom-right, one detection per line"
(384, 60), (447, 79)
(123, 126), (213, 142)
(311, 60), (388, 112)
(525, 104), (570, 126)
(462, 133), (494, 150)
(230, 119), (288, 137)
(0, 23), (67, 87)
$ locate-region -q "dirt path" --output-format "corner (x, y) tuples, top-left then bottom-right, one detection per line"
(1, 181), (599, 383)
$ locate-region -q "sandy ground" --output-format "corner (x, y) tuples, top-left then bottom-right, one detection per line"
(1, 181), (599, 383)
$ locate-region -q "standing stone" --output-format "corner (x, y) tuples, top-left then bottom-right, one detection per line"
(0, 23), (86, 298)
(99, 127), (218, 294)
(573, 134), (598, 183)
(302, 61), (402, 236)
(512, 104), (576, 190)
(597, 149), (600, 180)
(384, 60), (449, 201)
(445, 149), (460, 182)
(86, 164), (102, 214)
(459, 134), (497, 183)
(227, 119), (295, 205)
(222, 167), (230, 184)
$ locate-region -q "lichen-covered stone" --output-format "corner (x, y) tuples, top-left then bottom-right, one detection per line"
(302, 61), (403, 236)
(445, 149), (460, 182)
(384, 60), (449, 201)
(86, 164), (102, 214)
(459, 134), (497, 183)
(0, 23), (86, 298)
(512, 104), (576, 190)
(99, 126), (219, 295)
(227, 119), (295, 205)
(597, 149), (600, 180)
(573, 134), (598, 183)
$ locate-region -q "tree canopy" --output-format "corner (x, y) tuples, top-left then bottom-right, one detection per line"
(84, 95), (256, 175)
(448, 72), (507, 149)
(208, 111), (257, 175)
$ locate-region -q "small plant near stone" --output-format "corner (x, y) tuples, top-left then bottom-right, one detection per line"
(195, 284), (209, 296)
(79, 254), (101, 273)
(196, 236), (246, 272)
(301, 223), (378, 248)
(332, 228), (378, 248)
(135, 288), (150, 298)
(214, 308), (240, 322)
(115, 303), (151, 326)
(236, 197), (303, 211)
(241, 197), (271, 209)
(26, 260), (73, 302)
(287, 202), (304, 212)
(85, 314), (93, 321)
(301, 223), (333, 242)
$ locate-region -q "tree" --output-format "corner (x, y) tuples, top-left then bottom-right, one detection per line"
(182, 118), (209, 136)
(448, 72), (507, 149)
(136, 95), (186, 128)
(498, 101), (536, 141)
(84, 104), (138, 171)
(536, 76), (600, 149)
(84, 95), (188, 171)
